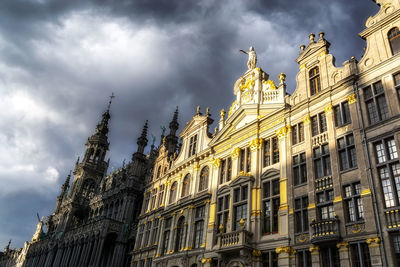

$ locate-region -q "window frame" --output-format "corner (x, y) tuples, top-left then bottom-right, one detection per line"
(309, 66), (321, 96)
(239, 148), (252, 172)
(294, 195), (309, 234)
(188, 134), (198, 157)
(349, 242), (372, 267)
(193, 205), (205, 248)
(389, 27), (400, 56)
(337, 133), (357, 171)
(217, 194), (230, 234)
(333, 101), (351, 127)
(311, 112), (327, 136)
(263, 136), (279, 167)
(262, 178), (280, 235)
(292, 122), (305, 145)
(199, 166), (209, 191)
(343, 181), (364, 223)
(232, 184), (249, 231)
(363, 81), (389, 125)
(293, 152), (307, 186)
(313, 143), (332, 179)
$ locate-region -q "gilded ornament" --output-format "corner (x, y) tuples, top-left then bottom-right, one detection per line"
(336, 241), (349, 250)
(276, 246), (295, 255)
(318, 50), (327, 59)
(324, 104), (333, 114)
(252, 250), (262, 257)
(263, 79), (277, 90)
(309, 245), (319, 254)
(366, 237), (380, 247)
(347, 93), (357, 104)
(193, 164), (200, 171)
(239, 76), (255, 91)
(361, 188), (371, 196)
(249, 138), (263, 151)
(302, 115), (310, 125)
(220, 109), (226, 119)
(231, 147), (241, 159)
(298, 233), (308, 243)
(279, 73), (286, 84)
(276, 125), (290, 139)
(350, 224), (363, 234)
(299, 64), (306, 71)
(228, 100), (237, 116)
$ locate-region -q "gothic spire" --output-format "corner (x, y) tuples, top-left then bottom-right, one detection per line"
(169, 106), (179, 136)
(94, 93), (114, 136)
(137, 120), (148, 154)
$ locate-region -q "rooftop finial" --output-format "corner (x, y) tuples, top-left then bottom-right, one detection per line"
(196, 105), (201, 115)
(107, 92), (115, 110)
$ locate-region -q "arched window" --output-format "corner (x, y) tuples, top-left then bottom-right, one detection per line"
(199, 167), (209, 191)
(389, 27), (400, 55)
(169, 182), (177, 204)
(174, 217), (186, 251)
(309, 66), (321, 96)
(181, 174), (191, 197)
(156, 166), (162, 179)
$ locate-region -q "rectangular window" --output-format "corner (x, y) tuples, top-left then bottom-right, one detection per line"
(297, 249), (311, 267)
(292, 122), (305, 145)
(293, 152), (307, 186)
(246, 147), (251, 172)
(338, 133), (357, 171)
(272, 137), (279, 164)
(216, 195), (230, 233)
(263, 139), (271, 167)
(150, 188), (157, 210)
(313, 144), (331, 178)
(219, 157), (232, 184)
(350, 242), (372, 267)
(334, 101), (351, 127)
(239, 148), (251, 172)
(239, 149), (245, 172)
(262, 251), (278, 267)
(309, 66), (321, 96)
(162, 218), (172, 255)
(375, 137), (400, 207)
(294, 196), (309, 233)
(311, 112), (327, 136)
(151, 219), (159, 245)
(233, 185), (248, 230)
(320, 246), (340, 267)
(220, 159), (226, 184)
(364, 81), (389, 125)
(392, 234), (400, 266)
(394, 72), (400, 101)
(263, 179), (280, 234)
(137, 224), (144, 249)
(143, 221), (152, 247)
(343, 182), (364, 222)
(188, 134), (198, 157)
(193, 206), (205, 248)
(317, 189), (334, 220)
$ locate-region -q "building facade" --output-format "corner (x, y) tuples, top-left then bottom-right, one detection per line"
(131, 0), (400, 266)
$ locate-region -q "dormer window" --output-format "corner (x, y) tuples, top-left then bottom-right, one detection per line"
(389, 27), (400, 56)
(188, 134), (198, 157)
(309, 66), (321, 96)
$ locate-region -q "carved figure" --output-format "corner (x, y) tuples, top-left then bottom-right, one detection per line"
(239, 46), (257, 70)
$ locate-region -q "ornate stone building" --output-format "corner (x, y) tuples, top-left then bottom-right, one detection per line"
(3, 0), (400, 266)
(131, 0), (400, 266)
(9, 103), (153, 267)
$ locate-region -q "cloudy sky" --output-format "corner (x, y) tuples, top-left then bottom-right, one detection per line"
(0, 0), (378, 249)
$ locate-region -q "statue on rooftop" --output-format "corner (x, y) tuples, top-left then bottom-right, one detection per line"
(240, 46), (257, 70)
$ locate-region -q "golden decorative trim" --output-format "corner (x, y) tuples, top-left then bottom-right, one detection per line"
(276, 125), (291, 139)
(366, 237), (380, 247)
(333, 196), (342, 203)
(324, 104), (333, 114)
(299, 64), (306, 71)
(318, 50), (327, 59)
(263, 79), (277, 90)
(289, 209), (294, 214)
(193, 164), (200, 171)
(239, 76), (255, 91)
(298, 233), (308, 243)
(302, 115), (310, 125)
(361, 188), (371, 196)
(228, 100), (237, 117)
(231, 147), (241, 159)
(350, 223), (363, 234)
(336, 241), (349, 251)
(309, 245), (319, 254)
(209, 158), (221, 168)
(249, 138), (263, 151)
(252, 250), (262, 257)
(276, 246), (296, 255)
(201, 258), (212, 263)
(347, 93), (357, 104)
(308, 203), (316, 209)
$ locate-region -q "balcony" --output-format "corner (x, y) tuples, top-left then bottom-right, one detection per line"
(217, 230), (252, 252)
(385, 207), (400, 231)
(312, 132), (328, 147)
(310, 217), (340, 243)
(315, 176), (333, 191)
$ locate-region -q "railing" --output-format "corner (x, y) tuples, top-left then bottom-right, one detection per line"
(310, 217), (340, 243)
(218, 230), (252, 249)
(312, 132), (328, 147)
(315, 176), (333, 191)
(385, 207), (400, 230)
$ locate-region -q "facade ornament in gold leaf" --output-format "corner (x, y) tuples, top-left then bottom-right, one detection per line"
(249, 138), (263, 151)
(309, 245), (320, 253)
(220, 109), (226, 119)
(324, 104), (333, 114)
(347, 93), (357, 104)
(302, 115), (310, 125)
(275, 125), (290, 139)
(252, 250), (262, 257)
(279, 73), (286, 85)
(231, 147), (241, 159)
(366, 237), (380, 247)
(263, 79), (277, 90)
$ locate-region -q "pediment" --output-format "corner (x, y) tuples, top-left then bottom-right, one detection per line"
(217, 185), (230, 195)
(230, 174), (255, 186)
(260, 168), (280, 179)
(296, 39), (330, 65)
(180, 114), (212, 137)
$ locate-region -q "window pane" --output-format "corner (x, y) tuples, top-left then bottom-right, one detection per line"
(375, 142), (387, 163)
(388, 139), (398, 160)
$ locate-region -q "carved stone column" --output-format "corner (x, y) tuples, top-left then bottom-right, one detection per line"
(337, 241), (351, 267)
(367, 237), (383, 266)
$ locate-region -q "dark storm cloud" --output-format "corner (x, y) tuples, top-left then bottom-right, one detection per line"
(0, 0), (379, 248)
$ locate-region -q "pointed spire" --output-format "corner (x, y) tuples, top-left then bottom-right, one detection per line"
(94, 93), (115, 136)
(137, 120), (149, 154)
(169, 106), (179, 136)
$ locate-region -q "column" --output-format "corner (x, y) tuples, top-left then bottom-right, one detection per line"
(93, 237), (105, 267)
(44, 248), (55, 267)
(367, 237), (383, 266)
(156, 217), (165, 256)
(186, 206), (195, 250)
(276, 246), (295, 267)
(276, 126), (290, 236)
(111, 242), (125, 267)
(52, 245), (64, 267)
(89, 236), (99, 266)
(82, 239), (94, 266)
(309, 245), (321, 267)
(249, 138), (262, 237)
(337, 241), (351, 267)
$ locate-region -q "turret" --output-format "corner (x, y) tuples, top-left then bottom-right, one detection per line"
(131, 121), (150, 178)
(137, 120), (148, 154)
(165, 107), (180, 156)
